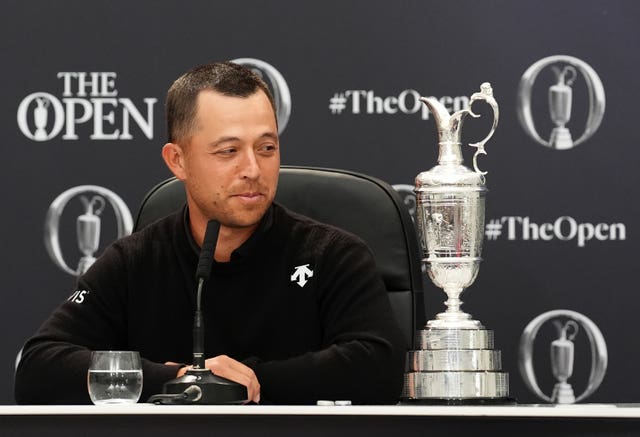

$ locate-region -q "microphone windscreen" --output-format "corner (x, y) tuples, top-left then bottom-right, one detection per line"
(195, 220), (220, 280)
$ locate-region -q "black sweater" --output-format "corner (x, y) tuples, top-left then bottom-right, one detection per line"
(15, 203), (406, 404)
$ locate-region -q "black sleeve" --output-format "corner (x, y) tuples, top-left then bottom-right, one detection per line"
(14, 243), (180, 404)
(253, 235), (406, 405)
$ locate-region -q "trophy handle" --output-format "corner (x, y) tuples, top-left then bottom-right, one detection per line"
(552, 65), (577, 87)
(81, 195), (106, 216)
(467, 82), (499, 176)
(36, 97), (50, 109)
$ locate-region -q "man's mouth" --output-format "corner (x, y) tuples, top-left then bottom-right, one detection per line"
(233, 192), (264, 202)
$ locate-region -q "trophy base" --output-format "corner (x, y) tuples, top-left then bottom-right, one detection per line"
(549, 127), (574, 150)
(426, 316), (483, 330)
(551, 382), (576, 404)
(416, 327), (494, 350)
(400, 397), (517, 406)
(407, 349), (501, 371)
(402, 326), (509, 401)
(426, 305), (483, 330)
(77, 256), (97, 276)
(402, 370), (509, 399)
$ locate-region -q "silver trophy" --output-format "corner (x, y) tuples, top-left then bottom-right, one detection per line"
(76, 195), (106, 275)
(519, 310), (608, 404)
(550, 320), (578, 404)
(548, 65), (577, 150)
(34, 97), (50, 141)
(44, 185), (133, 277)
(402, 83), (509, 402)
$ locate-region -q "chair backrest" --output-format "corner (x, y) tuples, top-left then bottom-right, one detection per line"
(134, 166), (424, 348)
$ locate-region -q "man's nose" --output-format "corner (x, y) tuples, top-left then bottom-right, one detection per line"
(239, 149), (260, 180)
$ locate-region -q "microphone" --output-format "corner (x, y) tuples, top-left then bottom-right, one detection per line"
(193, 220), (220, 369)
(152, 220), (248, 404)
(195, 220), (220, 281)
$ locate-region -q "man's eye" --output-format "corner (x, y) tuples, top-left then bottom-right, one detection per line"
(259, 144), (278, 152)
(216, 148), (236, 155)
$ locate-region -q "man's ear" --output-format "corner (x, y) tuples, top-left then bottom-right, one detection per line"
(161, 143), (187, 180)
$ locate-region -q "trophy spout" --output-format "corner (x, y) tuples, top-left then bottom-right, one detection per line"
(419, 96), (452, 135)
(420, 96), (466, 166)
(420, 84), (498, 170)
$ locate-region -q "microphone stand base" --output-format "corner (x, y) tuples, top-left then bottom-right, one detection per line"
(163, 368), (247, 404)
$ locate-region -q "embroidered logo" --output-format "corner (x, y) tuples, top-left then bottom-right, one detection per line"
(68, 289), (89, 304)
(290, 264), (313, 288)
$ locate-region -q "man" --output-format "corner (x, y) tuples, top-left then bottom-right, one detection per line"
(15, 62), (406, 405)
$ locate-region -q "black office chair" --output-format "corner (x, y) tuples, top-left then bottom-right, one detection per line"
(134, 166), (424, 348)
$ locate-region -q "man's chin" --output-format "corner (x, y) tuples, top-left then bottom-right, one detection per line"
(221, 208), (269, 229)
(222, 220), (260, 230)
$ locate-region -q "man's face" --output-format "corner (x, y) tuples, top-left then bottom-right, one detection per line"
(177, 89), (280, 229)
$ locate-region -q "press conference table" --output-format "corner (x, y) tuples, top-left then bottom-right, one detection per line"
(2, 404), (640, 436)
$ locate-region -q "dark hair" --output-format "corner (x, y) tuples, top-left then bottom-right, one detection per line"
(166, 61), (276, 143)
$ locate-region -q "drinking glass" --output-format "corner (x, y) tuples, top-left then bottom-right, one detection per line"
(87, 351), (143, 405)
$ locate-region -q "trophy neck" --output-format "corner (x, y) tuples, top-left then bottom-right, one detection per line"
(437, 140), (464, 165)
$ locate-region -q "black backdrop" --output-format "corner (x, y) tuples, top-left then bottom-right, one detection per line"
(1, 0), (638, 404)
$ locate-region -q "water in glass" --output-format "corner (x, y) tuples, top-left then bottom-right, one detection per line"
(88, 369), (143, 404)
(87, 351), (143, 405)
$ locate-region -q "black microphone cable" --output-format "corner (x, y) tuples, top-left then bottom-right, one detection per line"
(148, 385), (202, 404)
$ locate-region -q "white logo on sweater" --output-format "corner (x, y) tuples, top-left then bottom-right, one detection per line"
(291, 264), (313, 288)
(68, 289), (89, 304)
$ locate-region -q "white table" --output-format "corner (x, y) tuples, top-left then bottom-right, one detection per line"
(2, 404), (640, 436)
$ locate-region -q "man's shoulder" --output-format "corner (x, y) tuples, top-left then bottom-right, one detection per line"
(272, 203), (368, 250)
(113, 207), (184, 253)
(80, 207), (187, 287)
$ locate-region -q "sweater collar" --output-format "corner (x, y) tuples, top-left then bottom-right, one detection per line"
(183, 204), (275, 262)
